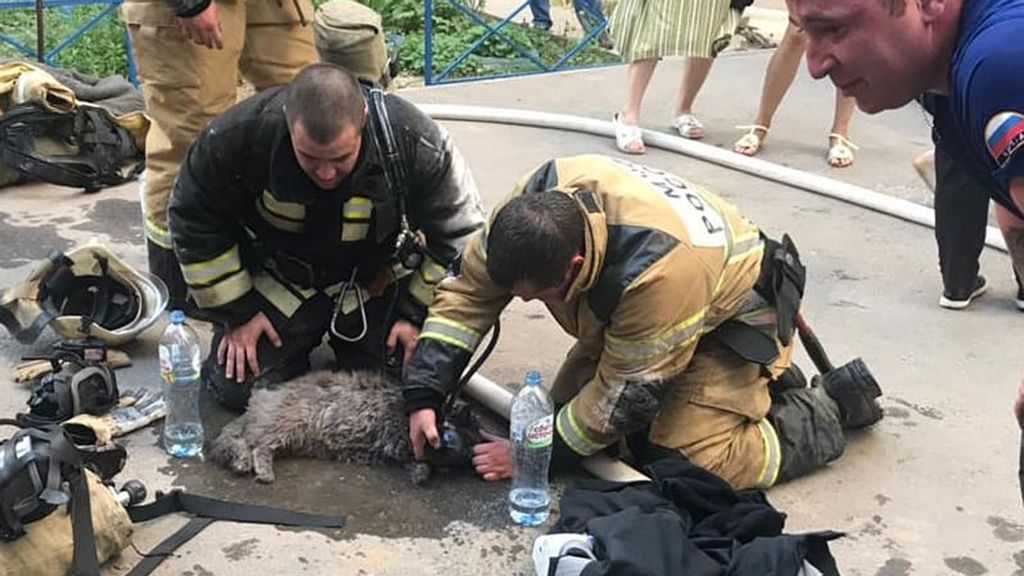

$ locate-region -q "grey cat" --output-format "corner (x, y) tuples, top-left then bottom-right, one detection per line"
(209, 369), (479, 485)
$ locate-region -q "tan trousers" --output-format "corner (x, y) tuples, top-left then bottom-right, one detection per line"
(553, 332), (792, 492)
(121, 0), (317, 249)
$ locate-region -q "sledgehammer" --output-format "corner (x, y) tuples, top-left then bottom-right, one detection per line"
(794, 311), (883, 428)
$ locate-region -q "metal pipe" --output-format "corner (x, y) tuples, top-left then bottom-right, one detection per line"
(34, 0), (44, 63)
(464, 373), (651, 482)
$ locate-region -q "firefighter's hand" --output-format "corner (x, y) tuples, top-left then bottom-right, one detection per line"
(217, 312), (282, 383)
(1015, 379), (1024, 428)
(472, 430), (512, 482)
(409, 408), (441, 461)
(386, 320), (420, 367)
(178, 3), (224, 49)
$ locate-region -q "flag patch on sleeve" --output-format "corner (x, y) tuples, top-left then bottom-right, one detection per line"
(985, 111), (1024, 167)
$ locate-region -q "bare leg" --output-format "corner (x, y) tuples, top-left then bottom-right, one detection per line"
(620, 58), (659, 125)
(752, 23), (806, 129)
(830, 91), (856, 136)
(676, 57), (714, 116)
(617, 58), (659, 154)
(997, 205), (1024, 286)
(735, 23), (807, 154)
(826, 90), (859, 167)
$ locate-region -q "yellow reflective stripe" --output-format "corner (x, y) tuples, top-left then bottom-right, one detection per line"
(604, 310), (706, 361)
(341, 222), (370, 242)
(261, 190), (305, 220)
(252, 272), (308, 318)
(419, 317), (481, 352)
(145, 218), (172, 249)
(342, 197), (373, 219)
(755, 418), (782, 489)
(728, 232), (763, 264)
(556, 403), (604, 456)
(257, 201), (304, 233)
(189, 270), (252, 308)
(180, 245), (243, 287)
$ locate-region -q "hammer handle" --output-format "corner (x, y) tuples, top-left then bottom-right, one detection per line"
(795, 312), (836, 374)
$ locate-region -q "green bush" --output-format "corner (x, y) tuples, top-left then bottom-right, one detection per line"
(0, 0), (615, 81)
(0, 6), (130, 78)
(365, 0), (618, 79)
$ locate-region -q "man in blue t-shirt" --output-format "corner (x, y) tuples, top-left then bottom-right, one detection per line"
(786, 0), (1024, 308)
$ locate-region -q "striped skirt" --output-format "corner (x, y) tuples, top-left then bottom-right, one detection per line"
(609, 0), (741, 62)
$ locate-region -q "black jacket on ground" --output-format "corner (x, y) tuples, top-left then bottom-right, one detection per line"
(552, 457), (842, 576)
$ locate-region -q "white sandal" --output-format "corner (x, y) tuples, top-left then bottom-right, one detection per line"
(734, 125), (769, 156)
(827, 133), (859, 168)
(674, 114), (705, 139)
(613, 113), (645, 154)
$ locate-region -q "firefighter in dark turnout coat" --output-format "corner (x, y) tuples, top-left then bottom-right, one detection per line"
(169, 64), (484, 411)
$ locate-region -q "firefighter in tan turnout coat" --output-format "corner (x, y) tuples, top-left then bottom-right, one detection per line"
(404, 155), (882, 490)
(121, 0), (318, 309)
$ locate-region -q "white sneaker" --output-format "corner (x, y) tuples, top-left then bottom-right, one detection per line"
(939, 275), (987, 309)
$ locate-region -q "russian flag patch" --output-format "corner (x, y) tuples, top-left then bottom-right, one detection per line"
(985, 111), (1024, 167)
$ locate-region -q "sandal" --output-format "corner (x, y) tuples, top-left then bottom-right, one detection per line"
(734, 125), (769, 156)
(613, 113), (645, 154)
(827, 133), (859, 168)
(674, 114), (705, 139)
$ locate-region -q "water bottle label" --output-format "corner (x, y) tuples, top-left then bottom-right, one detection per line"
(158, 345), (174, 380)
(524, 416), (553, 449)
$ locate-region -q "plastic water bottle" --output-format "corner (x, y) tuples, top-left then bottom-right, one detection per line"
(159, 310), (204, 457)
(509, 370), (554, 526)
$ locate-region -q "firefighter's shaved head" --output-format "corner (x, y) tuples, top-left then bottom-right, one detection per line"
(285, 63), (366, 145)
(487, 191), (585, 292)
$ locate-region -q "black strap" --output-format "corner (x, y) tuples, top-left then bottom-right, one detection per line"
(69, 470), (100, 576)
(753, 234), (806, 347)
(125, 517), (213, 576)
(367, 89), (408, 217)
(128, 490), (345, 527)
(124, 491), (344, 576)
(710, 320), (779, 366)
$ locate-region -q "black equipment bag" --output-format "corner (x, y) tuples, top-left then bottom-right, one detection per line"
(0, 104), (143, 192)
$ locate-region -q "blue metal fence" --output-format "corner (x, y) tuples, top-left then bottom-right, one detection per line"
(424, 0), (615, 85)
(0, 0), (136, 84)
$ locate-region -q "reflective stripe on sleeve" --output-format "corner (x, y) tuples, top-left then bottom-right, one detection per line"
(181, 245), (243, 288)
(755, 418), (782, 490)
(555, 402), (606, 456)
(419, 316), (482, 352)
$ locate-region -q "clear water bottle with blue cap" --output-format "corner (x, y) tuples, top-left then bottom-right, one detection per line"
(509, 370), (554, 526)
(159, 310), (204, 457)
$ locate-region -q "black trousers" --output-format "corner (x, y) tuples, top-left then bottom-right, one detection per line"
(934, 145), (989, 294)
(202, 288), (403, 412)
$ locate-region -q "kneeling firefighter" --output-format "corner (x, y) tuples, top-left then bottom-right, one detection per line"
(404, 155), (883, 490)
(168, 63), (484, 412)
